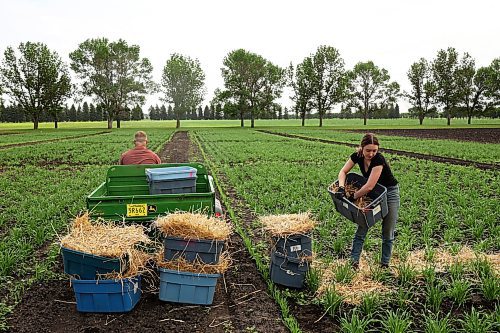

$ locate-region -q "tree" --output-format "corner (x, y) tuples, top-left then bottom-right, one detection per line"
(160, 105), (167, 120)
(161, 53), (205, 128)
(349, 61), (400, 125)
(70, 38), (154, 129)
(406, 58), (437, 125)
(203, 105), (210, 119)
(131, 105), (143, 120)
(307, 46), (349, 127)
(81, 101), (90, 121)
(220, 49), (286, 128)
(484, 58), (500, 110)
(432, 47), (461, 126)
(456, 54), (494, 124)
(288, 60), (314, 126)
(0, 42), (72, 129)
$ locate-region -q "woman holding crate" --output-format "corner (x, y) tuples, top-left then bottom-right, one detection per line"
(336, 133), (399, 269)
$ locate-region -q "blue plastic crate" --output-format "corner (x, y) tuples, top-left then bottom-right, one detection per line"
(61, 247), (127, 279)
(269, 251), (309, 288)
(164, 236), (225, 264)
(145, 166), (197, 182)
(159, 268), (219, 305)
(72, 276), (141, 313)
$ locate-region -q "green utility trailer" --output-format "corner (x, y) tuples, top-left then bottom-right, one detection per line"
(87, 163), (221, 222)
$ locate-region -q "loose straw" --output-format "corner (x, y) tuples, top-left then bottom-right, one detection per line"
(260, 212), (316, 237)
(155, 212), (232, 241)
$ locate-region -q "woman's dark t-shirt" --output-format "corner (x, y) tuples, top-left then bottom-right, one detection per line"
(350, 152), (398, 187)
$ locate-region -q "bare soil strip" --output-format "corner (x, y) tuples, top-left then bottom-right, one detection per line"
(258, 130), (499, 171)
(349, 128), (500, 144)
(0, 131), (112, 150)
(8, 130), (288, 333)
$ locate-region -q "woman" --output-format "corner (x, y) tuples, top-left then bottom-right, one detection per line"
(336, 133), (399, 269)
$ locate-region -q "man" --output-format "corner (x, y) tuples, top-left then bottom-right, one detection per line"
(119, 131), (161, 165)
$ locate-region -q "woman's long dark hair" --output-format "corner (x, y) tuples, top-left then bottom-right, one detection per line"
(357, 133), (379, 156)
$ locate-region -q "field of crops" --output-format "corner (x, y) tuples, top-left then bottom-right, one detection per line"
(0, 121), (498, 332)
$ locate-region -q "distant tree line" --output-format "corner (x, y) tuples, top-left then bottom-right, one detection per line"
(0, 101), (144, 123)
(0, 39), (498, 129)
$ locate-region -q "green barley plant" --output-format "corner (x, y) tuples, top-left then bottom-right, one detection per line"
(380, 309), (412, 333)
(305, 267), (322, 293)
(396, 286), (414, 309)
(322, 287), (343, 317)
(334, 261), (356, 284)
(447, 279), (471, 307)
(449, 243), (462, 256)
(449, 262), (465, 281)
(469, 256), (493, 279)
(459, 307), (494, 333)
(424, 247), (436, 262)
(424, 313), (452, 333)
(396, 262), (418, 286)
(426, 284), (445, 313)
(371, 265), (393, 283)
(340, 309), (374, 333)
(422, 265), (437, 286)
(480, 275), (499, 301)
(332, 236), (349, 255)
(444, 227), (462, 244)
(359, 292), (382, 317)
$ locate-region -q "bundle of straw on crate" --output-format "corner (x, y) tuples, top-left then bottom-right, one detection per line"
(155, 212), (232, 241)
(60, 213), (152, 277)
(155, 250), (231, 275)
(260, 212), (316, 237)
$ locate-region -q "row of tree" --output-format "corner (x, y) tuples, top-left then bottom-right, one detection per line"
(1, 101), (404, 123)
(0, 102), (144, 123)
(0, 39), (498, 129)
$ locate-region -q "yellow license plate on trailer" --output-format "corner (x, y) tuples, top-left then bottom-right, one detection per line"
(126, 204), (148, 217)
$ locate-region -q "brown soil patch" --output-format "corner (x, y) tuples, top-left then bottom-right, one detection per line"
(8, 130), (287, 333)
(158, 131), (191, 163)
(350, 128), (500, 144)
(260, 130), (499, 171)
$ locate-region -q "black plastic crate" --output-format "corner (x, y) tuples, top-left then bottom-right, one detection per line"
(328, 173), (388, 228)
(148, 177), (197, 195)
(269, 251), (309, 288)
(163, 236), (225, 264)
(273, 234), (312, 259)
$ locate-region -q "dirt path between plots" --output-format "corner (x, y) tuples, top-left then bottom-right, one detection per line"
(258, 130), (499, 171)
(349, 128), (500, 144)
(0, 131), (112, 150)
(8, 130), (287, 333)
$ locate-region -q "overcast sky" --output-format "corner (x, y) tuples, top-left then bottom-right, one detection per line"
(1, 0), (499, 112)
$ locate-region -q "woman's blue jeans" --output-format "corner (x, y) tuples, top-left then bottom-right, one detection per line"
(351, 185), (400, 265)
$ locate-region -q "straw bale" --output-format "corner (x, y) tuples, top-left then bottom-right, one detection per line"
(260, 212), (316, 237)
(155, 250), (231, 275)
(60, 213), (150, 259)
(155, 212), (232, 240)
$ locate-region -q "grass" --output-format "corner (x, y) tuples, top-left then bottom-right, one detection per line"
(0, 117), (499, 130)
